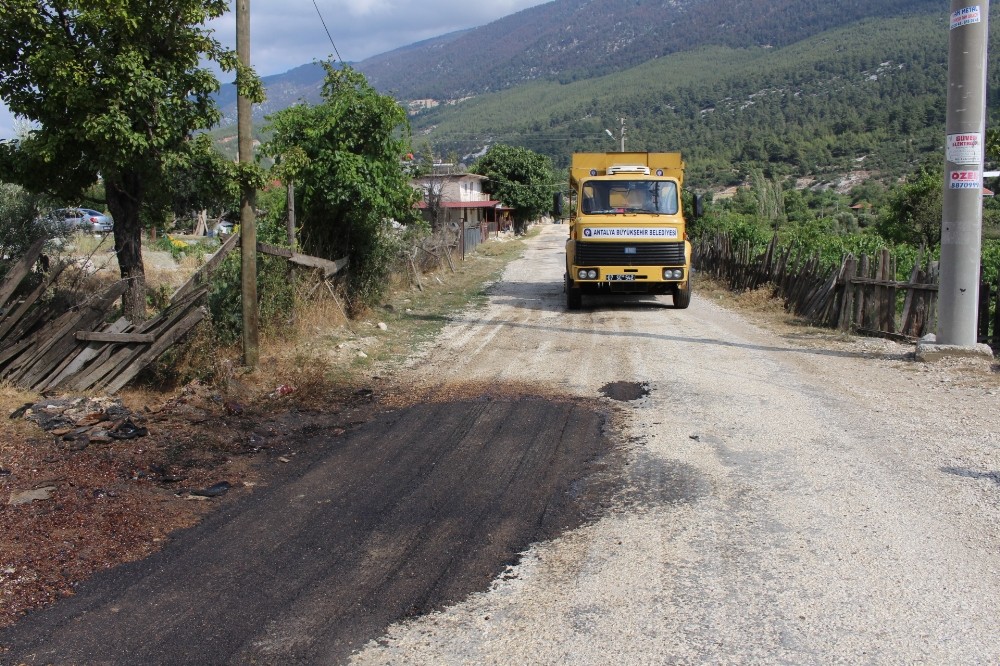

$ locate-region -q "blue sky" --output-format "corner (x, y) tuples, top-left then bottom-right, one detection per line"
(0, 0), (550, 140)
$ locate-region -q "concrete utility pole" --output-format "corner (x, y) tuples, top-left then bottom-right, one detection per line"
(938, 0), (990, 346)
(605, 117), (626, 152)
(237, 0), (259, 367)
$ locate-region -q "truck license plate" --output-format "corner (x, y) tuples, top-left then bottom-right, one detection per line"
(607, 274), (635, 281)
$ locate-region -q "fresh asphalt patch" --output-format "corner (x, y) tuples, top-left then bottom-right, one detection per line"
(599, 381), (650, 402)
(0, 394), (622, 665)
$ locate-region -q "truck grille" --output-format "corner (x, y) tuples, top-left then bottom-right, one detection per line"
(575, 241), (685, 266)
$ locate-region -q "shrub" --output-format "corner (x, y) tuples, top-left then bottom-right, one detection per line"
(0, 183), (45, 270)
(207, 253), (297, 347)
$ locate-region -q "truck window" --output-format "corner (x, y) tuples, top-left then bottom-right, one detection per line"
(655, 182), (679, 214)
(580, 180), (678, 214)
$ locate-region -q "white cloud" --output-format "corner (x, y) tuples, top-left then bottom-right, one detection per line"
(0, 0), (550, 139)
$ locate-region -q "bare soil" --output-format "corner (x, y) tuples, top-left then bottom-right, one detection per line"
(0, 380), (388, 631)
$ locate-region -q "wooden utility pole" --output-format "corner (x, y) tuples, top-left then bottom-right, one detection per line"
(237, 0), (259, 367)
(938, 0), (990, 345)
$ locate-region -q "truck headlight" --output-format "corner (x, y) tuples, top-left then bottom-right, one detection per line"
(578, 269), (588, 280)
(587, 269), (598, 279)
(663, 269), (683, 280)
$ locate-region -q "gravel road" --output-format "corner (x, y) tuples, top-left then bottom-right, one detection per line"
(352, 223), (1000, 664)
(4, 224), (998, 665)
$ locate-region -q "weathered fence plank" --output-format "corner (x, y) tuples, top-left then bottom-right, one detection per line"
(101, 307), (207, 394)
(171, 230), (242, 302)
(47, 318), (131, 390)
(0, 262), (68, 341)
(0, 238), (46, 308)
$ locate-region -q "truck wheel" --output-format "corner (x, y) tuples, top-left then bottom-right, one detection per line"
(672, 279), (691, 309)
(566, 273), (582, 310)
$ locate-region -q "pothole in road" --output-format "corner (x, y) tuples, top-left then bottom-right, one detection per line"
(600, 381), (649, 402)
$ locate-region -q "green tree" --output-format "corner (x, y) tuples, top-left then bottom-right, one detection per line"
(874, 165), (942, 248)
(986, 127), (1000, 168)
(264, 63), (422, 311)
(152, 135), (239, 231)
(750, 168), (785, 228)
(720, 184), (760, 218)
(472, 145), (554, 235)
(0, 183), (46, 270)
(0, 0), (253, 320)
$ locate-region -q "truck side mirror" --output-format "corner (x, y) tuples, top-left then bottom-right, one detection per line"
(694, 194), (704, 219)
(553, 192), (564, 217)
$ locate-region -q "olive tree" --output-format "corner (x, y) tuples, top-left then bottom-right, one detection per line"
(0, 0), (258, 321)
(0, 183), (46, 269)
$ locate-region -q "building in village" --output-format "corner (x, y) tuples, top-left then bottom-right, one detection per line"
(410, 167), (512, 234)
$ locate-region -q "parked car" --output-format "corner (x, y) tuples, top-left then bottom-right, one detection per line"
(45, 207), (114, 234)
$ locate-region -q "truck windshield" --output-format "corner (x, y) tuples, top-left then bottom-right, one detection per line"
(580, 180), (679, 215)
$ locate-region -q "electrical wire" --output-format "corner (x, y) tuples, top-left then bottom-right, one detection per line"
(311, 0), (343, 63)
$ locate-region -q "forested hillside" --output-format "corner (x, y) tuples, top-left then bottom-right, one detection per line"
(214, 62), (327, 126)
(209, 1), (994, 190)
(357, 0), (940, 101)
(411, 10), (1000, 188)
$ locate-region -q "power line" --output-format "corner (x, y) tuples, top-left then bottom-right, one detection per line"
(311, 0), (343, 63)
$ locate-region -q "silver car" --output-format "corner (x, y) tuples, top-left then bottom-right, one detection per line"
(51, 207), (114, 233)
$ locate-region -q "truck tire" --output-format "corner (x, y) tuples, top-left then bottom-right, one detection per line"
(672, 279), (691, 309)
(566, 273), (582, 310)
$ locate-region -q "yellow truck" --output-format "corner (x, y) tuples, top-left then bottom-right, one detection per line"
(556, 152), (700, 310)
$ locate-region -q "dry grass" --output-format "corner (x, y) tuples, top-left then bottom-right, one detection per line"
(693, 273), (849, 342)
(126, 231), (531, 409)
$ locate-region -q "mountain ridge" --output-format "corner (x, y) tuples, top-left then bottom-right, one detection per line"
(354, 0), (942, 101)
(210, 0), (991, 187)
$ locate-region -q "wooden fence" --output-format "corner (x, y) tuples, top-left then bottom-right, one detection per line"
(0, 238), (209, 394)
(694, 233), (1000, 347)
(0, 234), (349, 394)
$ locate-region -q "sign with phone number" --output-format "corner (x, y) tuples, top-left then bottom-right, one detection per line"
(949, 170), (981, 189)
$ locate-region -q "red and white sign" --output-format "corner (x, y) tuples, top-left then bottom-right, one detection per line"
(949, 170), (981, 189)
(951, 6), (981, 29)
(947, 133), (982, 165)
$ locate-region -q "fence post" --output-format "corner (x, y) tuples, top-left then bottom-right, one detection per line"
(993, 274), (1000, 347)
(838, 255), (857, 331)
(857, 254), (870, 330)
(900, 250), (923, 336)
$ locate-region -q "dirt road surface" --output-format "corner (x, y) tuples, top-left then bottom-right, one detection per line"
(353, 224), (1000, 663)
(4, 224), (1000, 663)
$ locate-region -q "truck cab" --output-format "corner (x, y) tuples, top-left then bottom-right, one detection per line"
(561, 152), (694, 310)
